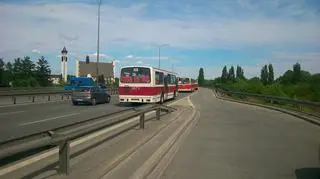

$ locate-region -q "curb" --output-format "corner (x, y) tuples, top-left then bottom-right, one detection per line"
(212, 90), (320, 127)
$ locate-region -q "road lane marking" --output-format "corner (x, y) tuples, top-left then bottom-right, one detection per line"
(187, 97), (195, 108)
(0, 94), (191, 176)
(19, 113), (80, 126)
(168, 91), (198, 106)
(0, 112), (152, 176)
(0, 111), (25, 116)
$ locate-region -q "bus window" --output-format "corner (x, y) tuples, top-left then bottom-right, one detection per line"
(167, 74), (176, 84)
(120, 67), (151, 83)
(181, 78), (190, 84)
(155, 72), (164, 85)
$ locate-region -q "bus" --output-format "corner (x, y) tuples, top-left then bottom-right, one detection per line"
(191, 79), (199, 90)
(118, 66), (178, 104)
(178, 77), (195, 92)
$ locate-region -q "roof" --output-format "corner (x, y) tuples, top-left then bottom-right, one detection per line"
(121, 65), (178, 75)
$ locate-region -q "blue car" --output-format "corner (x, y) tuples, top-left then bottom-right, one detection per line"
(64, 77), (95, 90)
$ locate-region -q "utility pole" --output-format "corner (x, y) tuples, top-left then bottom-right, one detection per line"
(96, 0), (101, 80)
(158, 47), (160, 68)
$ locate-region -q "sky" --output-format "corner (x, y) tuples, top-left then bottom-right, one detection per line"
(0, 0), (319, 79)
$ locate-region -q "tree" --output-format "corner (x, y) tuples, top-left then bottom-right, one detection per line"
(260, 65), (268, 85)
(221, 66), (228, 83)
(197, 68), (205, 86)
(236, 65), (241, 79)
(5, 62), (13, 86)
(236, 65), (245, 79)
(292, 62), (301, 84)
(228, 66), (235, 82)
(97, 74), (105, 84)
(268, 63), (274, 85)
(36, 56), (51, 86)
(12, 56), (37, 87)
(278, 70), (293, 84)
(0, 58), (5, 86)
(21, 56), (35, 78)
(114, 77), (119, 87)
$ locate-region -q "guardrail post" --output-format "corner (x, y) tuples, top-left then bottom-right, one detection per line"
(13, 97), (16, 104)
(156, 108), (160, 120)
(59, 140), (70, 175)
(32, 96), (35, 103)
(48, 95), (51, 101)
(140, 112), (145, 129)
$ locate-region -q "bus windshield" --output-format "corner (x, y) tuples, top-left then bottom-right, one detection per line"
(120, 67), (151, 83)
(180, 78), (190, 84)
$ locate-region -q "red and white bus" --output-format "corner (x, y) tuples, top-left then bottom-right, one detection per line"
(178, 77), (195, 92)
(118, 66), (178, 104)
(191, 79), (199, 90)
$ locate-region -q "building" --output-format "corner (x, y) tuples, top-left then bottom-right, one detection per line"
(75, 60), (115, 83)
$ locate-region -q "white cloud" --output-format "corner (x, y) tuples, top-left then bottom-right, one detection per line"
(0, 2), (319, 55)
(89, 52), (109, 58)
(136, 60), (143, 64)
(124, 55), (169, 60)
(31, 49), (40, 54)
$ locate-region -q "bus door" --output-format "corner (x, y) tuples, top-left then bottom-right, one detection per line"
(164, 75), (169, 100)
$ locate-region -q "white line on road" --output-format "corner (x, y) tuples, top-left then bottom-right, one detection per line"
(19, 113), (80, 126)
(0, 111), (25, 116)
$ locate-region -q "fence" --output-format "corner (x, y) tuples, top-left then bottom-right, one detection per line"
(0, 104), (176, 175)
(214, 88), (320, 118)
(0, 88), (118, 105)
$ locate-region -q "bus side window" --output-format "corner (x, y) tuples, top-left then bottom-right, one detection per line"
(155, 72), (164, 85)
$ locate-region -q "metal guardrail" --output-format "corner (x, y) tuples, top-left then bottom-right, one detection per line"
(0, 104), (176, 175)
(0, 88), (118, 105)
(214, 88), (320, 117)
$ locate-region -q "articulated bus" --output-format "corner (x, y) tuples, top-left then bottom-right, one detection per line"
(178, 77), (194, 92)
(118, 66), (178, 104)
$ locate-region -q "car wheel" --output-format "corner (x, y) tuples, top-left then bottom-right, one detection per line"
(72, 101), (78, 105)
(105, 95), (111, 103)
(91, 98), (97, 106)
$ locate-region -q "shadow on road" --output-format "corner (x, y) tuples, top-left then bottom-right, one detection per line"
(295, 168), (320, 179)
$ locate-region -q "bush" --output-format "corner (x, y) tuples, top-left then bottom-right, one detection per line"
(261, 84), (287, 97)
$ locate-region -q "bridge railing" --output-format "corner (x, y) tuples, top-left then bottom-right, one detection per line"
(0, 104), (176, 175)
(0, 88), (118, 105)
(214, 88), (320, 118)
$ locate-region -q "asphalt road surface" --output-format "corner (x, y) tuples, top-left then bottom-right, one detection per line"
(0, 93), (189, 143)
(163, 88), (320, 179)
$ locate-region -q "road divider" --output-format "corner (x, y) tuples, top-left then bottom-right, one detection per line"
(0, 104), (176, 176)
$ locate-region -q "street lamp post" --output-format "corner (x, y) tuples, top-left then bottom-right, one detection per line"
(158, 47), (160, 68)
(157, 44), (169, 68)
(96, 0), (101, 80)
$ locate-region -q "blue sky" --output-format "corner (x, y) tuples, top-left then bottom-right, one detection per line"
(0, 0), (319, 78)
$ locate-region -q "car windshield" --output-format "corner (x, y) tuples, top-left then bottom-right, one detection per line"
(120, 67), (151, 83)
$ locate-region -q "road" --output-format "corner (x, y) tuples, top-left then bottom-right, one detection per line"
(0, 93), (188, 143)
(162, 88), (320, 179)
